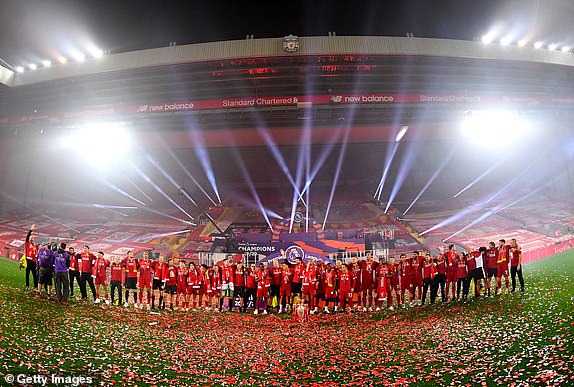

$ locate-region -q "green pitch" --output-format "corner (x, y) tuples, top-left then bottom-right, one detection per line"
(0, 253), (572, 386)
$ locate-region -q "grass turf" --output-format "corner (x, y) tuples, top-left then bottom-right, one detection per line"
(0, 253), (572, 386)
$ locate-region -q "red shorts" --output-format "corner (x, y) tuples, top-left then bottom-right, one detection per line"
(324, 285), (336, 298)
(361, 279), (373, 291)
(176, 284), (187, 294)
(138, 276), (151, 289)
(497, 263), (509, 277)
(280, 285), (291, 298)
(94, 276), (106, 286)
(188, 286), (200, 296)
(340, 290), (352, 304)
(256, 287), (269, 298)
(401, 276), (412, 291)
(412, 276), (422, 288)
(302, 284), (315, 297)
(446, 268), (456, 283)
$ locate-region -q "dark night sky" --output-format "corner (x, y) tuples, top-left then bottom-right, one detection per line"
(0, 0), (573, 66)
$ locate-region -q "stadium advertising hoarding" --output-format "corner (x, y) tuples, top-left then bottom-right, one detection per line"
(2, 94), (574, 125)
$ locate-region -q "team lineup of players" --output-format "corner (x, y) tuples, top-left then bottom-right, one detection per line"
(23, 224), (526, 314)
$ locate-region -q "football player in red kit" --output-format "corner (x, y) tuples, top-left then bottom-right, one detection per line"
(444, 244), (459, 301)
(244, 264), (256, 313)
(123, 250), (138, 307)
(400, 254), (413, 307)
(92, 251), (109, 304)
(138, 251), (153, 309)
(485, 242), (499, 296)
(338, 264), (354, 313)
(175, 260), (188, 311)
(79, 245), (97, 301)
(496, 239), (510, 295)
(290, 257), (304, 306)
(164, 259), (177, 310)
(361, 253), (378, 311)
(432, 253), (447, 303)
(254, 263), (270, 315)
(221, 257), (235, 311)
(455, 252), (468, 300)
(509, 238), (524, 293)
(268, 260), (282, 312)
(323, 263), (337, 313)
(411, 251), (424, 306)
(199, 264), (210, 310)
(279, 263), (292, 314)
(152, 255), (168, 310)
(302, 259), (318, 314)
(421, 254), (436, 306)
(375, 257), (389, 310)
(350, 257), (363, 311)
(187, 262), (201, 311)
(211, 264), (222, 312)
(110, 256), (123, 306)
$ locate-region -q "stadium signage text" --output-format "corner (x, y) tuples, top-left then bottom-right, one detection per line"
(3, 93), (574, 125)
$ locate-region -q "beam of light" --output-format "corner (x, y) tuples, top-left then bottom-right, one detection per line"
(132, 164), (195, 220)
(99, 179), (146, 206)
(126, 177), (153, 202)
(419, 204), (482, 236)
(384, 141), (421, 213)
(305, 138), (311, 233)
(92, 204), (139, 210)
(227, 192), (283, 219)
(323, 126), (351, 229)
(375, 142), (399, 200)
(233, 152), (274, 232)
(256, 126), (307, 206)
(395, 126), (409, 142)
(453, 158), (505, 198)
(185, 126), (221, 203)
(442, 174), (563, 242)
(153, 135), (217, 206)
(298, 125), (345, 199)
(137, 206), (195, 225)
(289, 117), (313, 233)
(149, 229), (194, 239)
(483, 141), (560, 205)
(0, 192), (81, 234)
(403, 145), (458, 215)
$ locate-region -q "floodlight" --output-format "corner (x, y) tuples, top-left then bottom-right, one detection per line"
(517, 39), (528, 47)
(481, 33), (495, 44)
(561, 46), (570, 53)
(62, 122), (131, 167)
(57, 56), (68, 64)
(73, 52), (86, 62)
(28, 63), (37, 70)
(534, 41), (543, 49)
(41, 60), (51, 68)
(548, 44), (558, 51)
(90, 47), (104, 59)
(15, 66), (24, 73)
(500, 37), (512, 46)
(461, 111), (530, 147)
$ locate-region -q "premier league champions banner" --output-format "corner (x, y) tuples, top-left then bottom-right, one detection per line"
(236, 241), (334, 266)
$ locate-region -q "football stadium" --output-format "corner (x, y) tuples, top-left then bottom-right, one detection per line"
(0, 1), (573, 386)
